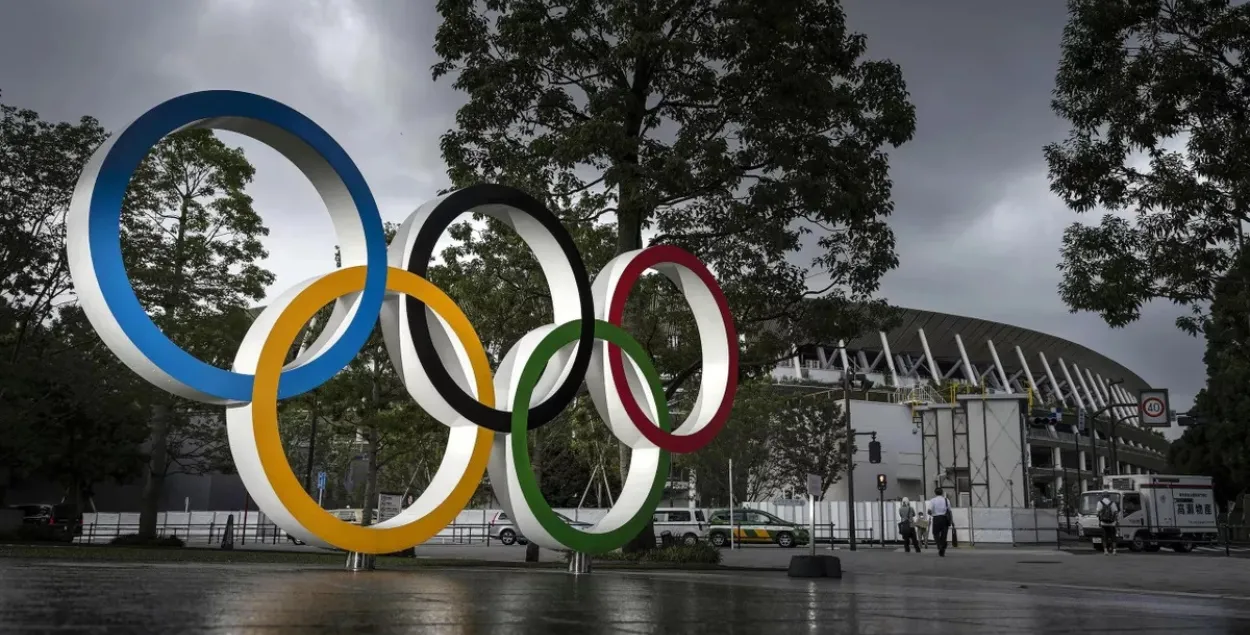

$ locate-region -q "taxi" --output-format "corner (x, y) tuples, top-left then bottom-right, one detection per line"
(701, 508), (810, 548)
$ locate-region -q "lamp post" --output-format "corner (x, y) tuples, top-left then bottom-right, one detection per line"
(1076, 379), (1134, 484)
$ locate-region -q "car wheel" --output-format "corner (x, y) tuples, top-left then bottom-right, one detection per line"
(710, 532), (729, 548)
(1172, 540), (1194, 553)
(681, 533), (699, 547)
(776, 532), (795, 548)
(1130, 533), (1146, 552)
(499, 529), (516, 546)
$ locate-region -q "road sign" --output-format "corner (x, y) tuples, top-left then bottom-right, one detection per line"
(1138, 389), (1170, 426)
(316, 471), (327, 492)
(806, 473), (822, 497)
(1077, 408), (1086, 432)
(377, 493), (404, 522)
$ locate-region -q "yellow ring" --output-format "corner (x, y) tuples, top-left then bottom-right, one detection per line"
(251, 266), (493, 554)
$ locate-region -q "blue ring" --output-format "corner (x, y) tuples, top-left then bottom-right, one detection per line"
(88, 90), (386, 401)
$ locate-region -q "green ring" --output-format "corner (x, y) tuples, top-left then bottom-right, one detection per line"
(510, 319), (671, 554)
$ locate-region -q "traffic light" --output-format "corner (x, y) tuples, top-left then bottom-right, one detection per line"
(877, 474), (888, 491)
(868, 440), (882, 464)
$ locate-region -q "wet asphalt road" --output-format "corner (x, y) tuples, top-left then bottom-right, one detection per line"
(1, 558), (1249, 633)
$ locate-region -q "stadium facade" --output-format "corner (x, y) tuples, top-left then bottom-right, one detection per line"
(770, 307), (1177, 509)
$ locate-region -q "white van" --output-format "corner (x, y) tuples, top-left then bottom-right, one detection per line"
(652, 507), (707, 546)
(1078, 474), (1218, 553)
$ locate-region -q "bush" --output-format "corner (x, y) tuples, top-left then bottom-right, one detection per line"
(571, 544), (722, 566)
(11, 524), (74, 543)
(109, 534), (185, 548)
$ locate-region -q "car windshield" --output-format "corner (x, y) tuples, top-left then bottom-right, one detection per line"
(1079, 492), (1118, 515)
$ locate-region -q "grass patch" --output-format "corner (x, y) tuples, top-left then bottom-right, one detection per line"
(110, 534), (185, 548)
(0, 544), (560, 569)
(573, 544), (723, 565)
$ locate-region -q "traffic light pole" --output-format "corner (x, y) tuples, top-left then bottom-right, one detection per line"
(845, 428), (879, 552)
(843, 367), (855, 551)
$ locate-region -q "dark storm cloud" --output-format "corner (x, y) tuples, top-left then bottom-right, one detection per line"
(826, 0), (1204, 408)
(0, 0), (1204, 407)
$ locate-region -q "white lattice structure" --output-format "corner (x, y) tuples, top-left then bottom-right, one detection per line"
(771, 308), (1172, 509)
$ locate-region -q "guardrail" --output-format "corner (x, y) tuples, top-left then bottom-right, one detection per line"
(72, 504), (1063, 550)
(75, 521), (495, 547)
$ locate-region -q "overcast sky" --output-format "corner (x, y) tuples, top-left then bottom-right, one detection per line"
(0, 0), (1205, 409)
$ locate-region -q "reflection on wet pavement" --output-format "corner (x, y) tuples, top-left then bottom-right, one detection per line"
(0, 559), (1247, 633)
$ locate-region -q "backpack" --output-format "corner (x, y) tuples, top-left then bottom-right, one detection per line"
(1097, 501), (1118, 524)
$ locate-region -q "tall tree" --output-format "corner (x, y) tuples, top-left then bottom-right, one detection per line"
(121, 128), (274, 538)
(433, 0), (913, 548)
(0, 94), (142, 507)
(1178, 247), (1250, 507)
(1046, 0), (1250, 335)
(0, 92), (107, 361)
(678, 378), (847, 505)
(768, 383), (848, 500)
(20, 308), (149, 511)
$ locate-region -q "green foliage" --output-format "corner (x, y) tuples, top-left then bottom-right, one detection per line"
(1175, 248), (1250, 507)
(431, 0), (911, 552)
(1046, 0), (1250, 334)
(768, 383), (848, 498)
(571, 543), (722, 565)
(0, 93), (150, 506)
(432, 0), (915, 372)
(677, 378), (844, 504)
(113, 127), (275, 536)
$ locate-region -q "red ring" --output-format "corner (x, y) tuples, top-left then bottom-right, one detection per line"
(605, 245), (739, 453)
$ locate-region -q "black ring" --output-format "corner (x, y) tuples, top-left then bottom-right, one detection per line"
(404, 184), (595, 432)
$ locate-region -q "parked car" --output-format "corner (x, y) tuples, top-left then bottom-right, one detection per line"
(8, 503), (82, 539)
(701, 508), (809, 548)
(652, 507), (707, 546)
(489, 511), (592, 545)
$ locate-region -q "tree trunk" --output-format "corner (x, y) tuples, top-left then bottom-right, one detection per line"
(361, 428), (379, 528)
(138, 403), (170, 539)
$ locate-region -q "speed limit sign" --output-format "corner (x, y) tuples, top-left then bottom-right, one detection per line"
(1138, 389), (1170, 426)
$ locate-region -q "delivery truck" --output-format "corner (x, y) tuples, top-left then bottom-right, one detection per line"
(1077, 474), (1217, 553)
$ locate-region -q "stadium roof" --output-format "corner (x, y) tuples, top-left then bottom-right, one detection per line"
(841, 307), (1151, 396)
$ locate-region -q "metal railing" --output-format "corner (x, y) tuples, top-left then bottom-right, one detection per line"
(75, 519), (495, 547)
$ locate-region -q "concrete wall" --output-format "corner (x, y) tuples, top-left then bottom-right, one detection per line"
(825, 400), (925, 503)
(960, 394), (1027, 508)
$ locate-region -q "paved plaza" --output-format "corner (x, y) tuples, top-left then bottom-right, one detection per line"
(2, 548), (1249, 633)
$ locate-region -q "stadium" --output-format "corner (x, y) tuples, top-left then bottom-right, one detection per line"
(770, 307), (1177, 510)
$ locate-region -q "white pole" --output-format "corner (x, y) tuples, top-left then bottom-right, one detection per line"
(809, 494), (816, 556)
(318, 488), (324, 507)
(729, 459), (735, 550)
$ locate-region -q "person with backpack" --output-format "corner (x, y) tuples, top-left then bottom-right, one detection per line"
(1096, 495), (1120, 555)
(898, 497), (921, 553)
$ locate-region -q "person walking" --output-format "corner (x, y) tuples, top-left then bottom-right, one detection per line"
(898, 497), (921, 553)
(946, 490), (958, 548)
(1096, 495), (1120, 555)
(928, 487), (952, 557)
(914, 510), (930, 549)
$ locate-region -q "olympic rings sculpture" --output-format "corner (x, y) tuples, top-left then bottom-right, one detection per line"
(65, 90), (739, 555)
